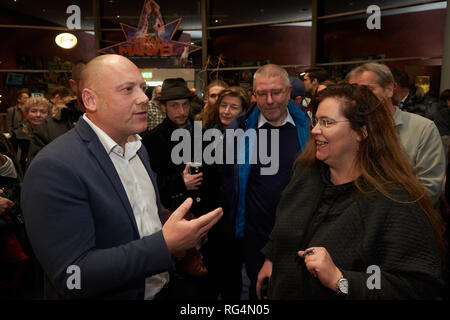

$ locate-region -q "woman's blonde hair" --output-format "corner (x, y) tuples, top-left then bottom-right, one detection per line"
(23, 96), (51, 115)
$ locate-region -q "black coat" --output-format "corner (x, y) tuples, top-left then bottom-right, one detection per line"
(262, 163), (445, 299)
(141, 118), (222, 216)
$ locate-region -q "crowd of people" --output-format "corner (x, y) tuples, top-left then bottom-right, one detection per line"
(0, 54), (449, 300)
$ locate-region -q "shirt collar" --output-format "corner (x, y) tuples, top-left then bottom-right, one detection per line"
(393, 106), (403, 127)
(257, 109), (296, 128)
(83, 114), (141, 159)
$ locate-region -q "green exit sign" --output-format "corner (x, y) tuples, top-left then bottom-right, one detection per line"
(141, 72), (152, 79)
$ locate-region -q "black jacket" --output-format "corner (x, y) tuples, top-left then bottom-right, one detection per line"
(141, 118), (222, 216)
(29, 100), (83, 159)
(262, 162), (445, 299)
(400, 86), (440, 120)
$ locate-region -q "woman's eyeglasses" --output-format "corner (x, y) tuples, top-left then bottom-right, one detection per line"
(311, 118), (350, 129)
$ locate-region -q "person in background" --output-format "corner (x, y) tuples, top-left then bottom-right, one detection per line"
(257, 83), (446, 300)
(302, 67), (329, 99)
(30, 62), (86, 158)
(10, 97), (50, 175)
(289, 76), (306, 113)
(195, 80), (229, 125)
(347, 63), (445, 207)
(432, 89), (450, 137)
(203, 86), (251, 132)
(440, 90), (450, 108)
(146, 85), (166, 131)
(317, 80), (336, 94)
(6, 90), (29, 133)
(189, 87), (203, 119)
(392, 69), (439, 119)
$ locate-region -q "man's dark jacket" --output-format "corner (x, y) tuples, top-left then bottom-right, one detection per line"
(141, 117), (222, 216)
(400, 86), (440, 120)
(29, 100), (83, 159)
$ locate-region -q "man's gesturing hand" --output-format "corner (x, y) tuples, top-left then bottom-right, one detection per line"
(162, 197), (223, 254)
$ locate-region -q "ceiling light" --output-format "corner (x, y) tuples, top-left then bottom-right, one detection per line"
(55, 33), (78, 49)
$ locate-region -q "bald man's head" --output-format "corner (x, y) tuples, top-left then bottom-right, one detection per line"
(82, 55), (120, 92)
(80, 54), (149, 147)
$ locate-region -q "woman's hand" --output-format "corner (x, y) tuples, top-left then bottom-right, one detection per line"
(298, 247), (342, 292)
(256, 258), (273, 300)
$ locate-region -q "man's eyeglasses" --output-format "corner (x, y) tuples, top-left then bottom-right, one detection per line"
(254, 89), (286, 99)
(311, 118), (350, 129)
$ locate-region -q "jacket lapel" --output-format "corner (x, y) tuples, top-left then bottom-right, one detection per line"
(75, 118), (140, 237)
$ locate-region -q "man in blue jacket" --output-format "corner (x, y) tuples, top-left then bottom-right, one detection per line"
(20, 54), (222, 299)
(221, 64), (310, 299)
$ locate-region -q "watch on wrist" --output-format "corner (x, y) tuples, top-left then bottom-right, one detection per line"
(336, 273), (348, 295)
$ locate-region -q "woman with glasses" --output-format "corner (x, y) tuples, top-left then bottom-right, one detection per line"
(256, 83), (446, 299)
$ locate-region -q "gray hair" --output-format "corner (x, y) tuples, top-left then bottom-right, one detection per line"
(346, 62), (394, 89)
(253, 64), (290, 89)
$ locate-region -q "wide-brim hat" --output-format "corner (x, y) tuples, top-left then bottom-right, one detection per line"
(156, 77), (196, 102)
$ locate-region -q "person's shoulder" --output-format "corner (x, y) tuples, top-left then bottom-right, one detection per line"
(399, 109), (436, 131)
(142, 120), (169, 145)
(228, 106), (256, 130)
(33, 128), (81, 162)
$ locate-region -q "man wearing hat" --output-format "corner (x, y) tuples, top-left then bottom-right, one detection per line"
(142, 78), (223, 299)
(142, 78), (222, 214)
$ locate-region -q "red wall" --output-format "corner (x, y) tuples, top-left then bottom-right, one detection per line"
(210, 8), (446, 73)
(322, 9), (446, 63)
(211, 25), (312, 73)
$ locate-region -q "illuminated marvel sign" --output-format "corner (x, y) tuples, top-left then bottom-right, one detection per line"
(98, 0), (200, 58)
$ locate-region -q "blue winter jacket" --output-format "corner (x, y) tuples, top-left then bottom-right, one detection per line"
(221, 101), (310, 238)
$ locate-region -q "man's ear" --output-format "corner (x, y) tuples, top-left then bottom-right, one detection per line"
(160, 103), (166, 113)
(312, 78), (319, 86)
(69, 79), (77, 94)
(384, 83), (394, 100)
(286, 85), (293, 99)
(82, 88), (97, 112)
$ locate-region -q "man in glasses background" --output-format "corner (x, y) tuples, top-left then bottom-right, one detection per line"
(220, 64), (310, 300)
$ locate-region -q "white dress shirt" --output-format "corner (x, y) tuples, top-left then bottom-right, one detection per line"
(257, 110), (296, 128)
(83, 114), (169, 300)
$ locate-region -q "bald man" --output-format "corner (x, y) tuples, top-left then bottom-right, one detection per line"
(21, 54), (222, 300)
